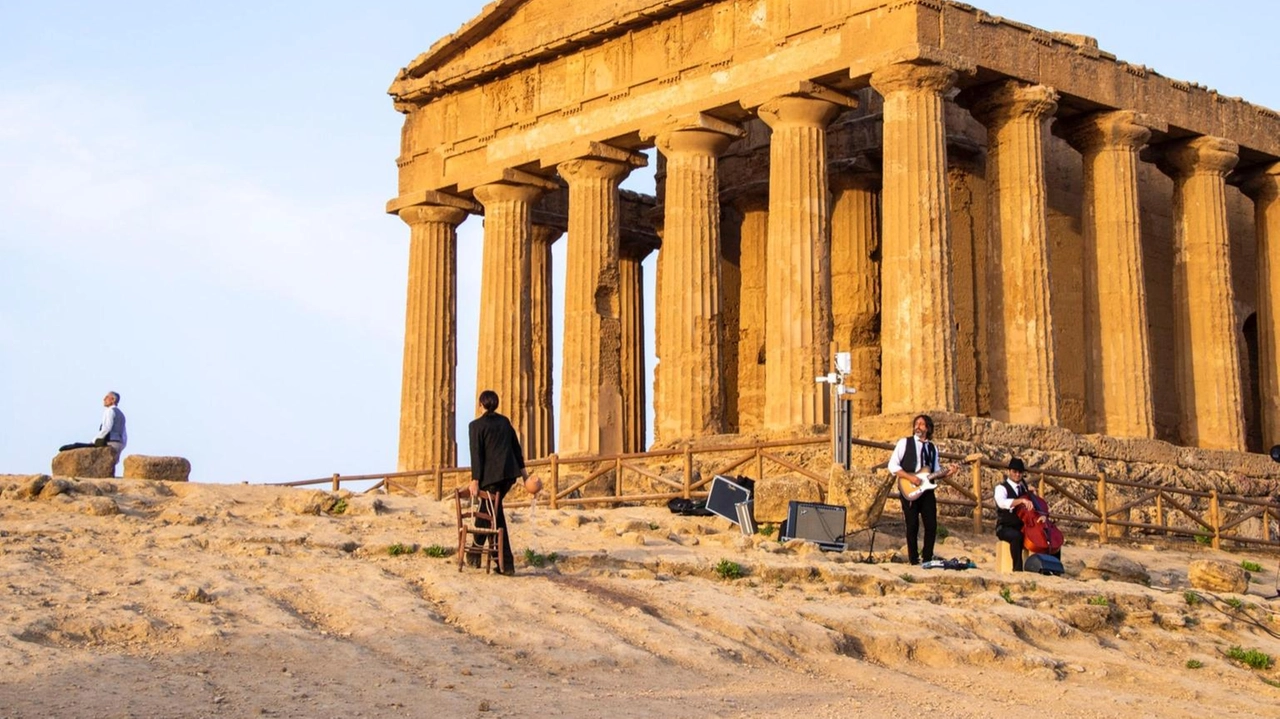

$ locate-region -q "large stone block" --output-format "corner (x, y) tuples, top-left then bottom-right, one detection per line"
(51, 447), (119, 478)
(123, 455), (191, 482)
(1188, 559), (1248, 593)
(753, 474), (824, 523)
(826, 465), (894, 531)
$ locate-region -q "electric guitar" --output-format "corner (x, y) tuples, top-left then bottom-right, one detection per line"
(899, 470), (943, 501)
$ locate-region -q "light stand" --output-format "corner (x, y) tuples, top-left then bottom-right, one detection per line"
(817, 351), (856, 470)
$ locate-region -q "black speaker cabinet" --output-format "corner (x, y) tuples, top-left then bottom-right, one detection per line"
(706, 475), (752, 525)
(782, 501), (846, 550)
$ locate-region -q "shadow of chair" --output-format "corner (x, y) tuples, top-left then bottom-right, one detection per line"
(454, 485), (506, 574)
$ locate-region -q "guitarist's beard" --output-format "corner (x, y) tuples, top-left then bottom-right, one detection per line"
(914, 429), (929, 442)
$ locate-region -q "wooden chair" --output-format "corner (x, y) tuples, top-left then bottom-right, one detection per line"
(455, 486), (506, 574)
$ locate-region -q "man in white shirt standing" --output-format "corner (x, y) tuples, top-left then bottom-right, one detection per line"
(887, 414), (956, 565)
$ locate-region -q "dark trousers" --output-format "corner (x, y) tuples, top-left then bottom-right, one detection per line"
(899, 491), (937, 564)
(476, 478), (515, 571)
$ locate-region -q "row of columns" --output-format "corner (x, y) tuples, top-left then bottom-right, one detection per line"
(397, 59), (1280, 471)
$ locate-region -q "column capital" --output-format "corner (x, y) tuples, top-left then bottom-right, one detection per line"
(869, 61), (956, 97)
(1056, 110), (1163, 154)
(530, 223), (564, 245)
(397, 203), (469, 228)
(558, 157), (635, 184)
(1240, 162), (1280, 203)
(473, 181), (547, 206)
(655, 126), (739, 158)
(758, 94), (844, 131)
(1157, 135), (1240, 179)
(958, 80), (1058, 128)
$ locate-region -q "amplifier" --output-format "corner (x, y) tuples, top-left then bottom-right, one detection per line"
(706, 475), (752, 526)
(782, 501), (846, 551)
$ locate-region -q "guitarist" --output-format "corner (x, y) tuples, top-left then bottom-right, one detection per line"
(888, 414), (957, 565)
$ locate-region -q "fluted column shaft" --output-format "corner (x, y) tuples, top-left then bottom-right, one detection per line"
(1243, 164), (1280, 449)
(759, 95), (841, 430)
(830, 172), (881, 418)
(1059, 111), (1157, 439)
(397, 205), (468, 472)
(733, 194), (769, 432)
(870, 62), (960, 413)
(1160, 136), (1246, 450)
(473, 182), (544, 448)
(654, 127), (736, 441)
(558, 158), (633, 456)
(964, 81), (1060, 425)
(529, 224), (561, 458)
(619, 243), (654, 453)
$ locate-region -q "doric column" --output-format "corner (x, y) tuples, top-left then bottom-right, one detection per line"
(652, 119), (741, 441)
(870, 62), (960, 413)
(962, 81), (1060, 426)
(1058, 110), (1159, 439)
(758, 94), (843, 431)
(731, 193), (768, 432)
(557, 151), (644, 456)
(473, 181), (549, 449)
(529, 223), (562, 459)
(1158, 136), (1246, 450)
(1242, 163), (1280, 449)
(619, 238), (656, 453)
(396, 201), (473, 473)
(830, 169), (881, 418)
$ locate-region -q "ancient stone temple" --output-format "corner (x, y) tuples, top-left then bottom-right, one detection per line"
(387, 0), (1280, 472)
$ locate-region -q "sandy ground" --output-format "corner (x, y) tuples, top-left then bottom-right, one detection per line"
(2, 475), (1279, 719)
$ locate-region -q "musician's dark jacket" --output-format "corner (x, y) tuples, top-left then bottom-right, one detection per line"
(468, 410), (526, 490)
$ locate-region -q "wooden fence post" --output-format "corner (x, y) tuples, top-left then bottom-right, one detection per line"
(756, 448), (765, 485)
(1096, 472), (1108, 544)
(684, 446), (694, 498)
(1210, 489), (1221, 550)
(615, 456), (623, 497)
(971, 459), (983, 534)
(1155, 492), (1165, 536)
(434, 466), (443, 500)
(549, 453), (560, 510)
(332, 473), (341, 492)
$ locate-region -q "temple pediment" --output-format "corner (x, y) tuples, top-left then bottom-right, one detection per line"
(393, 0), (714, 100)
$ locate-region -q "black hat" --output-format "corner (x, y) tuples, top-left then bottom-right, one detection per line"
(1007, 457), (1026, 473)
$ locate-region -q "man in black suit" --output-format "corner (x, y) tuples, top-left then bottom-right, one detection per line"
(467, 390), (528, 574)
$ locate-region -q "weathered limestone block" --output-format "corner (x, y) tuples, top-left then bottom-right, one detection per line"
(1059, 604), (1112, 632)
(1077, 552), (1150, 585)
(123, 455), (191, 482)
(1076, 434), (1181, 465)
(79, 496), (120, 516)
(827, 465), (894, 530)
(51, 447), (119, 478)
(754, 474), (824, 523)
(1188, 559), (1248, 593)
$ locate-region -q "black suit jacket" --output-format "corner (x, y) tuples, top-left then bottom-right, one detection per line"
(468, 411), (526, 489)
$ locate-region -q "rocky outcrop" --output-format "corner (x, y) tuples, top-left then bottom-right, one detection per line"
(1188, 559), (1248, 593)
(1077, 552), (1150, 585)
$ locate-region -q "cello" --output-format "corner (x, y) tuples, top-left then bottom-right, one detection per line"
(1015, 488), (1063, 554)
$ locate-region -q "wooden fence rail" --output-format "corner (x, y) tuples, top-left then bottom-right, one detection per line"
(271, 434), (1280, 552)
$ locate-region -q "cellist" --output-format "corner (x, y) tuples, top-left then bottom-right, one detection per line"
(993, 457), (1059, 571)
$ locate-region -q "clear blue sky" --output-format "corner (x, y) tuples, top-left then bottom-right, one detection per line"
(2, 1), (1276, 483)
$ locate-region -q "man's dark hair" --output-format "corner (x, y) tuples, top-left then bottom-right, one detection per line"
(912, 413), (934, 439)
(478, 390), (499, 412)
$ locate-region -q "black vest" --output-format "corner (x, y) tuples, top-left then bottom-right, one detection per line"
(900, 437), (934, 474)
(996, 478), (1026, 530)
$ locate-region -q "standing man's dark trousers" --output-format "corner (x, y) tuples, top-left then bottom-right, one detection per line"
(900, 491), (937, 565)
(476, 478), (516, 572)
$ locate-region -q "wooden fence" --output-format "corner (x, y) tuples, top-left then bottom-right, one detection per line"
(272, 435), (1280, 552)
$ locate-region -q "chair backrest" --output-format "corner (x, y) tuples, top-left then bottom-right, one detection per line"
(454, 486), (502, 531)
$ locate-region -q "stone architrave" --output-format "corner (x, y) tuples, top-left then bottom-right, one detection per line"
(396, 199), (474, 472)
(962, 81), (1060, 426)
(619, 238), (656, 453)
(1158, 136), (1246, 450)
(1241, 163), (1280, 449)
(557, 150), (645, 456)
(731, 193), (768, 433)
(473, 180), (553, 448)
(529, 223), (563, 459)
(758, 92), (846, 432)
(870, 62), (960, 414)
(830, 169), (881, 418)
(1058, 111), (1160, 440)
(651, 117), (742, 441)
